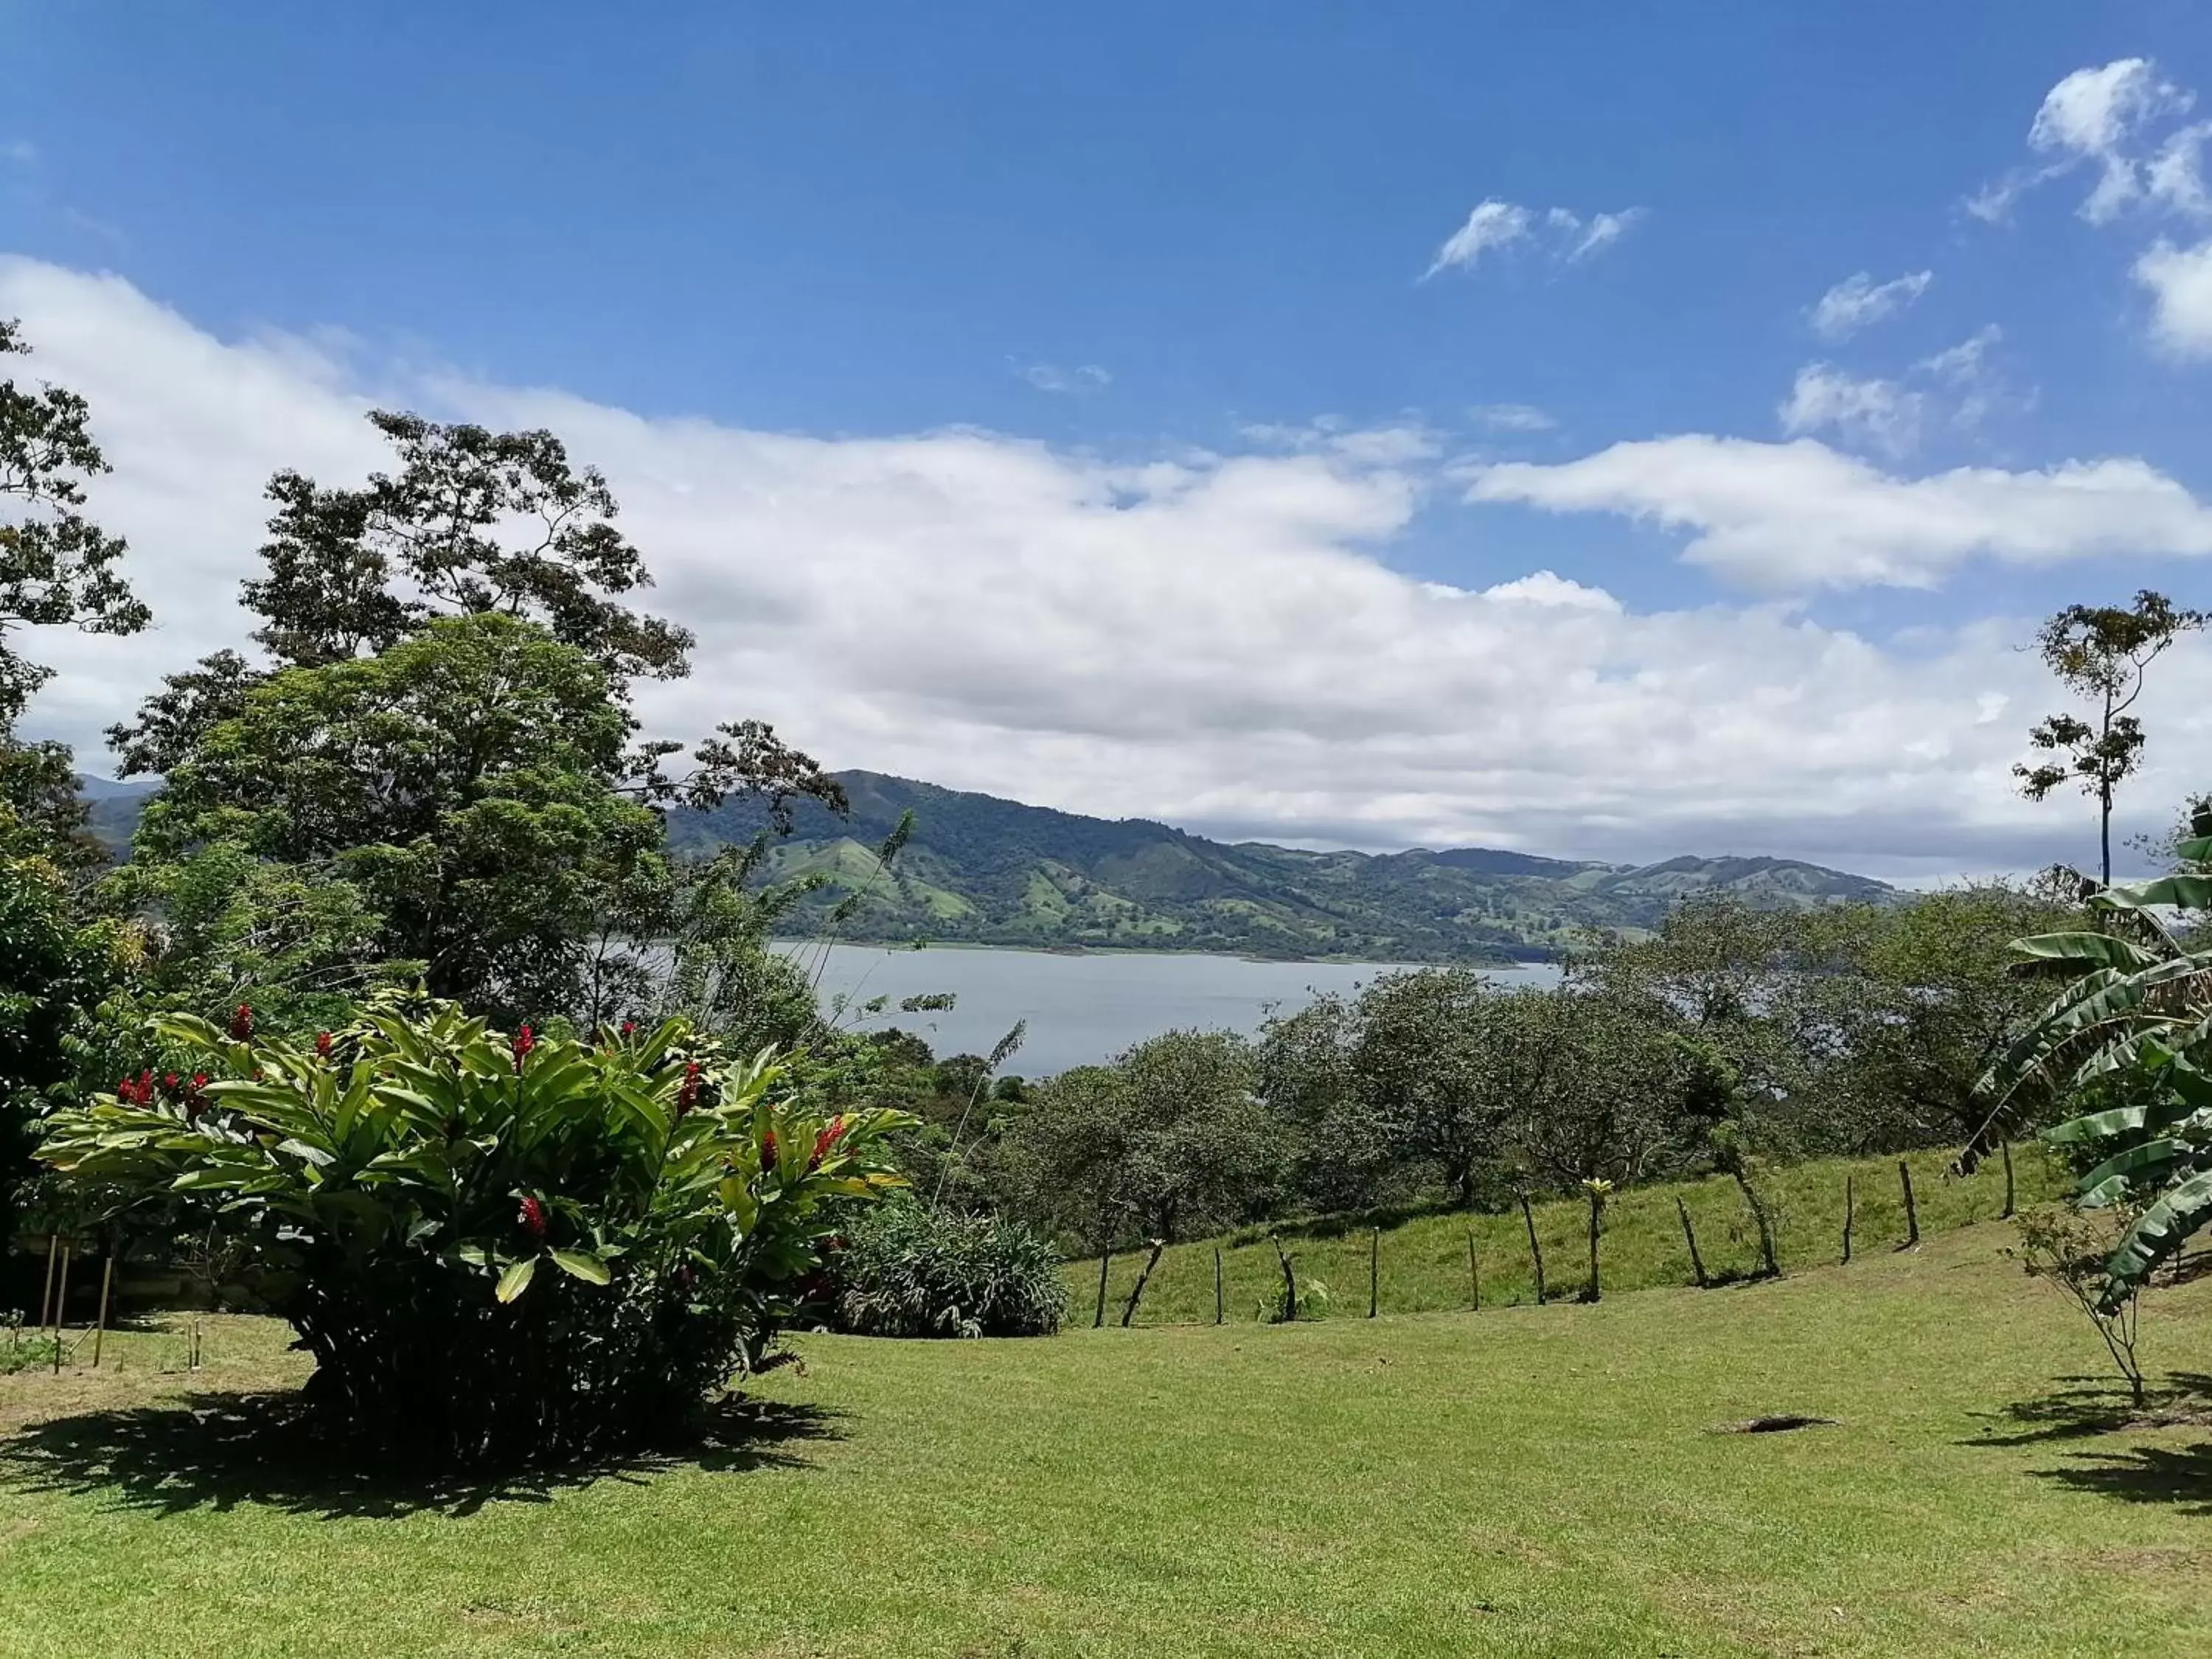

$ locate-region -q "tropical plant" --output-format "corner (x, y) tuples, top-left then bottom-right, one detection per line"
(37, 992), (911, 1467)
(828, 1200), (1067, 1338)
(1972, 821), (2212, 1310)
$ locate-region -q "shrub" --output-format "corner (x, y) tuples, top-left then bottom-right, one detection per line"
(38, 992), (911, 1467)
(830, 1201), (1067, 1338)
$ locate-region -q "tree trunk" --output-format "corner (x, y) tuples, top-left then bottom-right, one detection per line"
(1677, 1196), (1708, 1287)
(1120, 1239), (1166, 1328)
(1520, 1194), (1547, 1306)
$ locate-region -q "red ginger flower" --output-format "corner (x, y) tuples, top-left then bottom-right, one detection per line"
(619, 1020), (637, 1038)
(229, 1003), (254, 1041)
(675, 1060), (702, 1117)
(162, 1071), (180, 1093)
(315, 1030), (333, 1057)
(762, 1130), (779, 1171)
(809, 1116), (847, 1171)
(518, 1196), (547, 1239)
(512, 1024), (535, 1071)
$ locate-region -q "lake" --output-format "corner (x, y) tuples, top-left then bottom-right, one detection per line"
(773, 943), (1562, 1077)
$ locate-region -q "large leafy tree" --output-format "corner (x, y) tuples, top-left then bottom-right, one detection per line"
(0, 319), (150, 865)
(2015, 591), (2205, 886)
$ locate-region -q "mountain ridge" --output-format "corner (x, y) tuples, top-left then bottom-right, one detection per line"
(669, 769), (1894, 962)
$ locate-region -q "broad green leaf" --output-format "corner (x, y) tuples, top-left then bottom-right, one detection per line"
(549, 1248), (611, 1286)
(495, 1256), (538, 1303)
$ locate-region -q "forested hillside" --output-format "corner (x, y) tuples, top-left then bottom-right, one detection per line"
(670, 770), (1893, 960)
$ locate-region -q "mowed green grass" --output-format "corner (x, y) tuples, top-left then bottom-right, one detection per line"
(1079, 1147), (2063, 1326)
(1, 1222), (2208, 1659)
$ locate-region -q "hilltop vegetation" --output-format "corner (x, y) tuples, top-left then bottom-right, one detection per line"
(672, 769), (1894, 960)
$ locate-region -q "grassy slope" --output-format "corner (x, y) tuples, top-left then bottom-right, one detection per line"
(2, 1220), (2211, 1658)
(1079, 1147), (2065, 1326)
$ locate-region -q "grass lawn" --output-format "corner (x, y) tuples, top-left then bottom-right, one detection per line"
(1, 1222), (2208, 1658)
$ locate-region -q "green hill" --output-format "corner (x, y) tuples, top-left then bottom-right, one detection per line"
(671, 769), (1894, 961)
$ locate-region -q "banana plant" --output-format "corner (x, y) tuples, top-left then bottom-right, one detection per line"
(1972, 833), (2212, 1310)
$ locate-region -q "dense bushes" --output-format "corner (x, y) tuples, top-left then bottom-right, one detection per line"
(38, 994), (911, 1467)
(830, 1200), (1067, 1338)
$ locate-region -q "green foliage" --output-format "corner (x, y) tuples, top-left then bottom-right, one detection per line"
(1977, 838), (2212, 1308)
(36, 992), (912, 1466)
(829, 1200), (1068, 1338)
(1001, 1029), (1279, 1248)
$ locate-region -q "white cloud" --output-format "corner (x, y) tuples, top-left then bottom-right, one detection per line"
(1469, 403), (1556, 432)
(1809, 270), (1933, 339)
(1019, 361), (1110, 394)
(1422, 200), (1644, 278)
(1467, 435), (2212, 591)
(1778, 365), (1922, 456)
(2135, 237), (2212, 355)
(1916, 324), (2002, 383)
(1422, 201), (1534, 277)
(10, 256), (2211, 875)
(1971, 58), (2205, 223)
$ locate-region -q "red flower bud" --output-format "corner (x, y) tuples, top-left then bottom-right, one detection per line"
(229, 1004), (254, 1041)
(518, 1196), (546, 1239)
(762, 1130), (779, 1171)
(619, 1020), (637, 1038)
(315, 1031), (333, 1058)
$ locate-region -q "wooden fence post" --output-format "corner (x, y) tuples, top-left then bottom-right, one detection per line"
(1270, 1235), (1298, 1324)
(91, 1251), (116, 1368)
(36, 1235), (57, 1332)
(1897, 1160), (1920, 1249)
(1214, 1246), (1225, 1326)
(1120, 1239), (1166, 1328)
(49, 1242), (71, 1374)
(1368, 1228), (1380, 1318)
(1466, 1227), (1481, 1311)
(1093, 1251), (1111, 1329)
(1677, 1196), (1708, 1288)
(1842, 1174), (1854, 1265)
(2000, 1140), (2016, 1220)
(1520, 1194), (1547, 1306)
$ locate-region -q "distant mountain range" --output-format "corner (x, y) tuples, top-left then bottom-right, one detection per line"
(82, 768), (1893, 962)
(669, 771), (1895, 962)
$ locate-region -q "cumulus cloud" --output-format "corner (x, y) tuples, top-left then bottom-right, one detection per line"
(1422, 200), (1645, 278)
(1809, 270), (1933, 340)
(1467, 435), (2212, 590)
(7, 256), (2209, 875)
(2135, 237), (2212, 355)
(1970, 57), (2208, 223)
(1778, 366), (1922, 457)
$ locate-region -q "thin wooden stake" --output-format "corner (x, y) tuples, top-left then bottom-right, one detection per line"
(1270, 1235), (1298, 1324)
(36, 1235), (57, 1332)
(49, 1243), (71, 1374)
(2000, 1139), (2017, 1220)
(91, 1252), (116, 1368)
(1677, 1196), (1708, 1287)
(1466, 1227), (1481, 1311)
(1093, 1251), (1111, 1329)
(1368, 1228), (1380, 1318)
(1842, 1174), (1855, 1265)
(1120, 1239), (1166, 1328)
(1520, 1194), (1546, 1306)
(1897, 1160), (1920, 1249)
(1213, 1246), (1224, 1326)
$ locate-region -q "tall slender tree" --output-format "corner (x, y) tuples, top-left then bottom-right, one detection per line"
(2014, 590), (2205, 886)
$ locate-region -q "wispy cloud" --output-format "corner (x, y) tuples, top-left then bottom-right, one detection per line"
(1470, 403), (1557, 432)
(0, 140), (35, 167)
(1968, 58), (2209, 224)
(1422, 199), (1646, 279)
(1809, 270), (1933, 340)
(1018, 361), (1110, 394)
(1778, 365), (1922, 457)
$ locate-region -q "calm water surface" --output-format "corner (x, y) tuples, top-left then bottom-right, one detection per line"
(773, 943), (1561, 1077)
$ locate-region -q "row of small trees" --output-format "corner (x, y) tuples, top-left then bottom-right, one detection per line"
(925, 882), (2079, 1256)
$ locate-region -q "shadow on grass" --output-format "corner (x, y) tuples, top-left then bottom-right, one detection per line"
(1968, 1372), (2212, 1514)
(0, 1390), (840, 1520)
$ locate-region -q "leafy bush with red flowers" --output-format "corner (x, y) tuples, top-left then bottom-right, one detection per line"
(38, 990), (911, 1467)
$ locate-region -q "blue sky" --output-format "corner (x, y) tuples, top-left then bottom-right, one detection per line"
(3, 5), (2211, 875)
